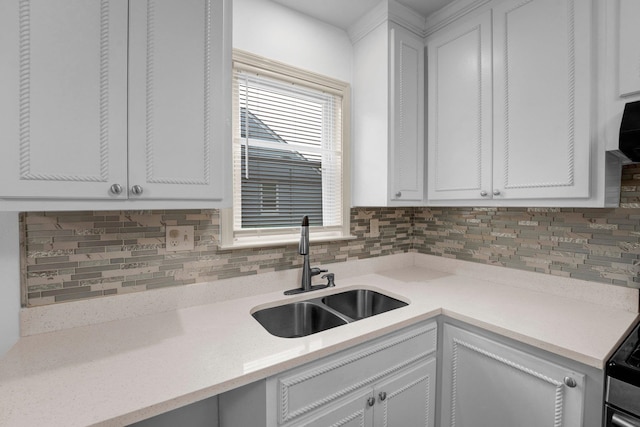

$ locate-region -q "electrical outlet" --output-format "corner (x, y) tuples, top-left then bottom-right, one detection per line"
(166, 226), (194, 252)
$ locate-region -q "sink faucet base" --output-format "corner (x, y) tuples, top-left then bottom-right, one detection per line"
(284, 283), (334, 295)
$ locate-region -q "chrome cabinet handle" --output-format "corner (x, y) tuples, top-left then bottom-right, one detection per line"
(493, 189), (501, 196)
(480, 191), (488, 197)
(395, 191), (402, 198)
(367, 397), (375, 407)
(379, 391), (387, 401)
(131, 185), (143, 195)
(563, 376), (577, 388)
(109, 184), (123, 195)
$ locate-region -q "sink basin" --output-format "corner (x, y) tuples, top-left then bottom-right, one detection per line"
(322, 289), (407, 320)
(252, 288), (408, 338)
(252, 301), (347, 338)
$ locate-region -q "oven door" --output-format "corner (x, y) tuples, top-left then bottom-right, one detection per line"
(606, 405), (640, 427)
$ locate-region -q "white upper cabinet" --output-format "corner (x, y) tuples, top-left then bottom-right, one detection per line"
(0, 0), (129, 200)
(128, 0), (228, 201)
(492, 0), (591, 201)
(0, 0), (231, 208)
(389, 24), (425, 202)
(351, 1), (426, 206)
(426, 0), (621, 207)
(618, 0), (640, 98)
(427, 11), (492, 201)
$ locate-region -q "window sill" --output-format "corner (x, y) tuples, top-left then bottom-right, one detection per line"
(218, 232), (357, 250)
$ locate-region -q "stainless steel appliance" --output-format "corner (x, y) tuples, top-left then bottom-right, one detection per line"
(619, 100), (640, 163)
(606, 321), (640, 426)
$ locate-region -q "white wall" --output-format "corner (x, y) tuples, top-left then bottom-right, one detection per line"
(233, 0), (353, 83)
(0, 212), (20, 356)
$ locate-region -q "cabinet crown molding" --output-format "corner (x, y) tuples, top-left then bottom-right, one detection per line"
(348, 0), (426, 43)
(425, 0), (491, 37)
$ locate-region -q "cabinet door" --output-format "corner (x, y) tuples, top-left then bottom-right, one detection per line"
(389, 24), (425, 202)
(373, 358), (436, 427)
(492, 0), (591, 200)
(441, 324), (585, 427)
(292, 389), (373, 427)
(619, 0), (640, 97)
(275, 321), (437, 425)
(0, 0), (129, 199)
(426, 11), (493, 202)
(128, 0), (230, 201)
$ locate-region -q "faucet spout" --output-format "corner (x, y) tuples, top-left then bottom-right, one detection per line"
(284, 215), (330, 295)
(299, 216), (313, 290)
(299, 215), (309, 256)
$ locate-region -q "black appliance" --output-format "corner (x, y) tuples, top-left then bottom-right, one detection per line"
(606, 321), (640, 426)
(619, 100), (640, 163)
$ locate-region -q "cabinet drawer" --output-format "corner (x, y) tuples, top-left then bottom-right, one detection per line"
(274, 321), (437, 424)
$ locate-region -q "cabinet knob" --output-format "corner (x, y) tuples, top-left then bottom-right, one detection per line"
(395, 191), (402, 198)
(480, 191), (488, 197)
(563, 376), (577, 388)
(493, 189), (501, 196)
(379, 391), (387, 401)
(367, 397), (375, 407)
(131, 185), (144, 196)
(109, 184), (123, 195)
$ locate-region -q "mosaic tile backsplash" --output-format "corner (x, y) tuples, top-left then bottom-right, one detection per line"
(21, 165), (640, 307)
(22, 208), (412, 306)
(413, 165), (640, 288)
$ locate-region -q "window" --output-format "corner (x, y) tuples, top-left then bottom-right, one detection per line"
(220, 50), (351, 248)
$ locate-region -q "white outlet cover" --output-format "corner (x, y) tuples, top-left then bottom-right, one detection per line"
(166, 226), (195, 252)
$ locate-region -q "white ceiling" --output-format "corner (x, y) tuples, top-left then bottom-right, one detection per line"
(271, 0), (454, 30)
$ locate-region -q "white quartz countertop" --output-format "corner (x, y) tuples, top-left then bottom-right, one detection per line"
(0, 259), (638, 426)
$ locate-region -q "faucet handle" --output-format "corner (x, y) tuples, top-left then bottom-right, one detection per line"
(310, 267), (328, 276)
(322, 273), (335, 287)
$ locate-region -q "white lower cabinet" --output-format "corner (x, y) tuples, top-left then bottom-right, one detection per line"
(220, 321), (438, 427)
(371, 359), (436, 427)
(441, 324), (587, 427)
(297, 359), (436, 427)
(293, 388), (374, 427)
(134, 319), (605, 427)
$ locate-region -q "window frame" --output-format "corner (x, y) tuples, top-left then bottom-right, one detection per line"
(220, 50), (352, 249)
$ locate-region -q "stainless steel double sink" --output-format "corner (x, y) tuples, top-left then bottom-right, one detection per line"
(252, 289), (408, 338)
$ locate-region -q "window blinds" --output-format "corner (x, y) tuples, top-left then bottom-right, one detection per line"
(232, 69), (344, 230)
